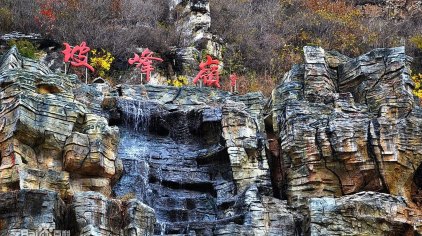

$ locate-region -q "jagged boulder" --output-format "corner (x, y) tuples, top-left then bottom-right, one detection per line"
(0, 47), (122, 199)
(308, 192), (416, 235)
(272, 46), (422, 234)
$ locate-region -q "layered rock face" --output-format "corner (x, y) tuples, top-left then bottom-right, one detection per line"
(1, 45), (422, 235)
(0, 47), (122, 199)
(272, 46), (422, 234)
(308, 192), (416, 235)
(0, 47), (155, 235)
(106, 85), (279, 234)
(170, 0), (223, 80)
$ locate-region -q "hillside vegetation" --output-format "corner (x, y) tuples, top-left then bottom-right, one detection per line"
(1, 0), (422, 95)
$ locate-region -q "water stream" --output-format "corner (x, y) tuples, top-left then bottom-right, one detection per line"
(113, 98), (234, 235)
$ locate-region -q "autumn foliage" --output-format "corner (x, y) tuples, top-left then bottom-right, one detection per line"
(211, 0), (422, 95)
(1, 0), (422, 96)
(90, 49), (115, 78)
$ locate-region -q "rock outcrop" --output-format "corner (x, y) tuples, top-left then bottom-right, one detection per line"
(0, 48), (155, 235)
(170, 0), (223, 82)
(1, 45), (422, 235)
(105, 84), (279, 234)
(308, 192), (416, 235)
(0, 46), (122, 199)
(172, 0), (222, 58)
(272, 46), (422, 234)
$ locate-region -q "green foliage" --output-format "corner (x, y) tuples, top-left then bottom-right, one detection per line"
(7, 40), (39, 59)
(167, 75), (189, 87)
(89, 49), (115, 78)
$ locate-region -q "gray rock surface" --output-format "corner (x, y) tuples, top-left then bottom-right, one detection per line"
(104, 83), (280, 234)
(1, 45), (422, 235)
(271, 46), (422, 234)
(70, 191), (155, 236)
(0, 47), (155, 236)
(308, 192), (416, 235)
(0, 190), (65, 235)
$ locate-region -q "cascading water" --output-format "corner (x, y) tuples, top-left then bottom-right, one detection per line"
(113, 98), (235, 235)
(118, 99), (151, 132)
(113, 99), (154, 203)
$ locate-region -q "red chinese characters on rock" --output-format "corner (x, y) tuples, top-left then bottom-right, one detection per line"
(62, 42), (95, 72)
(194, 55), (221, 88)
(128, 48), (163, 82)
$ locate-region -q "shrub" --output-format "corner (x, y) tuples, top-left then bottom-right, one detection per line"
(167, 75), (189, 87)
(412, 73), (422, 99)
(7, 40), (40, 59)
(411, 36), (422, 50)
(89, 49), (115, 78)
(210, 0), (422, 94)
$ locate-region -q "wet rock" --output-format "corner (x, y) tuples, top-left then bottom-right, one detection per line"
(103, 82), (277, 234)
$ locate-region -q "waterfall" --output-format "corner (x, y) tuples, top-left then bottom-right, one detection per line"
(117, 99), (151, 133)
(115, 98), (155, 216)
(159, 222), (166, 235)
(113, 98), (229, 235)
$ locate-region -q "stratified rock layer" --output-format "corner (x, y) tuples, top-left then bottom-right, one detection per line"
(106, 84), (279, 234)
(69, 191), (155, 236)
(0, 190), (65, 235)
(0, 48), (155, 235)
(1, 45), (422, 235)
(308, 192), (416, 235)
(272, 46), (422, 234)
(0, 47), (122, 199)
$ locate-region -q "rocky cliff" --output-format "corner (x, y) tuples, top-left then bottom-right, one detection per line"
(0, 45), (421, 235)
